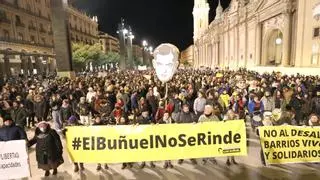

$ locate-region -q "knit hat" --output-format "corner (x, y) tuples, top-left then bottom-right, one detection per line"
(68, 115), (78, 124)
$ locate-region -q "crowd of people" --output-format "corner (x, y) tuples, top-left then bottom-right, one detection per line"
(1, 68), (320, 177)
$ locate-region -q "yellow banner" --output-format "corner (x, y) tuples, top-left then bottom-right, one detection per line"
(259, 126), (320, 164)
(66, 120), (247, 163)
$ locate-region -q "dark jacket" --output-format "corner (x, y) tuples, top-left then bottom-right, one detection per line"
(311, 97), (320, 116)
(34, 100), (46, 118)
(29, 127), (64, 166)
(0, 123), (27, 141)
(25, 98), (34, 115)
(176, 111), (196, 123)
(77, 102), (90, 116)
(137, 115), (153, 125)
(60, 105), (73, 121)
(10, 107), (27, 127)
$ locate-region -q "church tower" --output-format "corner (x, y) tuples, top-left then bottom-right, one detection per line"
(193, 0), (210, 41)
(215, 0), (223, 20)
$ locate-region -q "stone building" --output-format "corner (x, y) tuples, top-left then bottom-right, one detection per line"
(180, 45), (194, 66)
(193, 0), (320, 74)
(99, 32), (120, 54)
(0, 0), (98, 78)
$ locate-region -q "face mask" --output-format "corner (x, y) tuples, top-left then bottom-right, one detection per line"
(39, 127), (46, 133)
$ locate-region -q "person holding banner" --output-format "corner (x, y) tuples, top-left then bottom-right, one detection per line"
(0, 115), (27, 141)
(137, 108), (156, 168)
(28, 121), (64, 177)
(176, 104), (198, 165)
(158, 111), (174, 169)
(62, 115), (86, 172)
(92, 116), (109, 171)
(306, 114), (320, 127)
(223, 109), (239, 166)
(198, 105), (220, 165)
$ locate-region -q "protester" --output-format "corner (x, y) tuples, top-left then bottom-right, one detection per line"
(223, 110), (239, 166)
(63, 115), (85, 172)
(77, 97), (91, 125)
(193, 91), (206, 121)
(0, 115), (27, 141)
(158, 111), (174, 169)
(92, 116), (109, 171)
(60, 99), (73, 126)
(198, 105), (219, 165)
(50, 94), (62, 131)
(176, 104), (197, 165)
(1, 67), (320, 172)
(10, 101), (28, 129)
(306, 114), (320, 127)
(34, 94), (46, 122)
(28, 121), (64, 177)
(137, 108), (156, 168)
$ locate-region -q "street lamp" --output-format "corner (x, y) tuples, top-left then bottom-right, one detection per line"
(149, 46), (153, 53)
(123, 28), (128, 35)
(142, 40), (148, 47)
(275, 37), (282, 45)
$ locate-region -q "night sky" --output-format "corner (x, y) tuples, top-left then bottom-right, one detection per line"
(73, 0), (231, 50)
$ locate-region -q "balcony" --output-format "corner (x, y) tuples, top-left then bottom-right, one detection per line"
(0, 36), (54, 48)
(0, 0), (50, 21)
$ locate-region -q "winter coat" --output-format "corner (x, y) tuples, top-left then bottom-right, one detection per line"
(130, 94), (139, 110)
(33, 100), (46, 118)
(60, 105), (73, 121)
(220, 94), (231, 109)
(10, 107), (27, 127)
(25, 99), (34, 114)
(50, 99), (62, 111)
(99, 103), (113, 117)
(193, 97), (206, 113)
(77, 102), (90, 116)
(261, 96), (275, 112)
(0, 123), (27, 141)
(137, 115), (153, 125)
(198, 114), (220, 122)
(248, 101), (264, 114)
(28, 127), (64, 168)
(155, 107), (165, 123)
(176, 111), (196, 124)
(311, 97), (320, 116)
(173, 98), (182, 113)
(146, 95), (158, 114)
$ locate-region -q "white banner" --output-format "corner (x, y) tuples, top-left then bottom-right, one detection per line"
(0, 140), (30, 180)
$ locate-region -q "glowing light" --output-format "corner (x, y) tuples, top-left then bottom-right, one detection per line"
(275, 37), (282, 45)
(142, 40), (148, 47)
(123, 29), (128, 35)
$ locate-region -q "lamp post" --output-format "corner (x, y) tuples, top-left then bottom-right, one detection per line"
(117, 18), (127, 70)
(126, 26), (134, 69)
(142, 40), (152, 67)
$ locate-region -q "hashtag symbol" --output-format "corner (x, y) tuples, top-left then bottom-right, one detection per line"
(72, 137), (82, 150)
